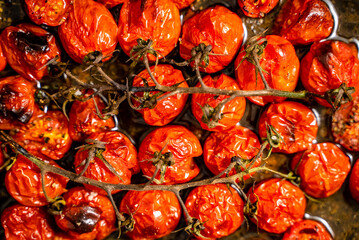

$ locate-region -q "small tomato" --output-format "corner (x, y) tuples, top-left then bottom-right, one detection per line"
(282, 219), (333, 240)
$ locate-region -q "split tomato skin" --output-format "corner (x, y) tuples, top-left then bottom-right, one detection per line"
(235, 35), (300, 106)
(180, 5), (244, 73)
(238, 0), (279, 18)
(247, 178), (306, 234)
(59, 0), (118, 63)
(350, 159), (359, 202)
(282, 219), (333, 240)
(291, 142), (350, 198)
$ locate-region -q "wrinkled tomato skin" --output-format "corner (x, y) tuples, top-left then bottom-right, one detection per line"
(300, 40), (359, 107)
(191, 74), (246, 131)
(132, 65), (189, 126)
(119, 190), (181, 240)
(235, 35), (299, 106)
(282, 220), (333, 240)
(247, 178), (306, 234)
(59, 0), (118, 63)
(5, 155), (69, 207)
(0, 23), (61, 81)
(1, 204), (55, 240)
(74, 131), (139, 194)
(24, 0), (73, 27)
(180, 5), (243, 73)
(139, 125), (202, 185)
(172, 0), (195, 9)
(204, 126), (261, 180)
(273, 0), (333, 45)
(258, 101), (318, 154)
(291, 143), (350, 198)
(0, 43), (6, 72)
(97, 0), (126, 8)
(118, 0), (181, 62)
(185, 184), (244, 240)
(238, 0), (279, 18)
(55, 187), (116, 240)
(11, 110), (72, 160)
(350, 159), (359, 202)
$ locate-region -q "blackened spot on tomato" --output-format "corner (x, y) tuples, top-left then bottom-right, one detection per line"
(14, 31), (50, 54)
(299, 228), (319, 234)
(63, 205), (101, 233)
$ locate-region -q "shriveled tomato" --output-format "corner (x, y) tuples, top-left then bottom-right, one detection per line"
(172, 0), (195, 9)
(119, 190), (181, 240)
(191, 74), (246, 131)
(24, 0), (73, 26)
(10, 110), (72, 160)
(185, 184), (244, 239)
(55, 187), (116, 240)
(74, 131), (139, 194)
(235, 35), (300, 106)
(300, 40), (359, 107)
(291, 143), (350, 198)
(59, 0), (117, 63)
(247, 178), (306, 234)
(180, 5), (244, 73)
(238, 0), (279, 18)
(138, 125), (202, 185)
(97, 0), (126, 8)
(118, 0), (181, 61)
(0, 23), (61, 81)
(203, 125), (261, 180)
(350, 159), (359, 202)
(132, 64), (189, 126)
(1, 204), (55, 240)
(258, 101), (318, 154)
(282, 219), (333, 240)
(0, 43), (6, 72)
(273, 0), (334, 45)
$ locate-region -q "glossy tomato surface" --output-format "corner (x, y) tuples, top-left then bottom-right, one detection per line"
(282, 219), (333, 240)
(96, 0), (126, 8)
(235, 35), (299, 106)
(350, 159), (359, 202)
(172, 0), (195, 9)
(0, 43), (6, 72)
(238, 0), (279, 18)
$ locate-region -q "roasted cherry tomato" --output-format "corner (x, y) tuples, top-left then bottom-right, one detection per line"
(1, 204), (55, 240)
(59, 0), (118, 63)
(0, 43), (6, 72)
(282, 219), (333, 240)
(185, 184), (244, 239)
(238, 0), (279, 18)
(5, 155), (69, 207)
(132, 64), (189, 126)
(203, 125), (261, 180)
(10, 110), (72, 160)
(0, 23), (61, 81)
(118, 0), (181, 61)
(138, 125), (202, 185)
(55, 187), (116, 240)
(235, 35), (300, 106)
(180, 5), (244, 73)
(172, 0), (195, 9)
(350, 159), (359, 202)
(247, 178), (306, 234)
(119, 190), (181, 240)
(300, 40), (359, 107)
(68, 92), (115, 142)
(273, 0), (334, 45)
(291, 142), (350, 198)
(97, 0), (126, 8)
(74, 131), (139, 194)
(24, 0), (73, 26)
(258, 101), (318, 154)
(191, 74), (246, 131)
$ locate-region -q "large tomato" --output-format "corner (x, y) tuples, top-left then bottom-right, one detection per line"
(282, 219), (333, 240)
(350, 159), (359, 202)
(238, 0), (279, 18)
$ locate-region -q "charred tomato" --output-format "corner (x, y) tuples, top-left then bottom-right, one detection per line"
(238, 0), (279, 18)
(350, 159), (359, 202)
(282, 219), (333, 240)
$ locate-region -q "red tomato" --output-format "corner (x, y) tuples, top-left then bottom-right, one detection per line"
(180, 5), (244, 73)
(119, 190), (181, 240)
(138, 125), (202, 185)
(291, 143), (350, 198)
(191, 74), (246, 131)
(24, 0), (73, 26)
(238, 0), (279, 18)
(0, 23), (61, 81)
(282, 219), (333, 240)
(203, 125), (261, 180)
(74, 131), (139, 194)
(97, 0), (126, 8)
(118, 0), (181, 61)
(5, 155), (69, 207)
(0, 42), (6, 72)
(10, 110), (72, 160)
(172, 0), (195, 9)
(1, 204), (55, 240)
(258, 101), (318, 154)
(59, 0), (118, 63)
(350, 159), (359, 202)
(247, 178), (306, 234)
(300, 40), (359, 107)
(235, 35), (300, 106)
(273, 0), (334, 45)
(132, 64), (189, 126)
(55, 187), (116, 240)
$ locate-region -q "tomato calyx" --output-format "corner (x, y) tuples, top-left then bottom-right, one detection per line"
(129, 39), (162, 65)
(323, 83), (355, 109)
(48, 196), (67, 215)
(197, 102), (227, 129)
(120, 212), (136, 234)
(264, 123), (284, 149)
(185, 217), (208, 239)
